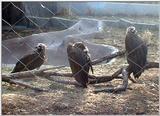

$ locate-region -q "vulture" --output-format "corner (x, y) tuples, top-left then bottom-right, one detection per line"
(73, 42), (93, 74)
(125, 26), (148, 79)
(11, 43), (47, 73)
(67, 42), (93, 88)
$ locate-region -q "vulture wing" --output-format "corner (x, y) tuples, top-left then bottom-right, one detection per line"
(125, 33), (147, 78)
(11, 53), (42, 73)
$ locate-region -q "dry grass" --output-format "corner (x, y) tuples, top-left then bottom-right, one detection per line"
(2, 24), (159, 115)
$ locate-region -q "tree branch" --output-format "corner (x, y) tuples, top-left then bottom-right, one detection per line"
(47, 79), (80, 86)
(91, 50), (125, 65)
(93, 68), (128, 93)
(2, 51), (125, 80)
(2, 49), (159, 92)
(2, 77), (48, 92)
(92, 61), (159, 93)
(88, 75), (122, 84)
(2, 65), (67, 79)
(2, 61), (158, 83)
(145, 62), (159, 69)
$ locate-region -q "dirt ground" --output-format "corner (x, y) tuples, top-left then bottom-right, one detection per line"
(2, 22), (159, 115)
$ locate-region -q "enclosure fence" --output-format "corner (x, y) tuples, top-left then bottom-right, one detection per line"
(2, 2), (147, 86)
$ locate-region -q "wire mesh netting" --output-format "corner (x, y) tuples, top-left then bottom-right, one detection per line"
(2, 1), (159, 86)
(2, 2), (159, 115)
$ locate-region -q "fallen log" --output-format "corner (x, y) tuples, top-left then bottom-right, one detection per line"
(2, 77), (48, 92)
(145, 62), (159, 69)
(88, 75), (122, 84)
(92, 61), (159, 93)
(93, 67), (128, 93)
(42, 74), (123, 86)
(2, 50), (126, 80)
(48, 79), (79, 86)
(2, 65), (66, 79)
(2, 49), (159, 93)
(112, 67), (137, 83)
(91, 50), (125, 65)
(2, 61), (159, 83)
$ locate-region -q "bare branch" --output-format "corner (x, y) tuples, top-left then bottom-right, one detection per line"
(41, 65), (66, 71)
(92, 61), (159, 93)
(48, 79), (80, 86)
(89, 75), (122, 84)
(91, 50), (125, 65)
(2, 77), (48, 92)
(2, 65), (67, 79)
(2, 50), (158, 93)
(112, 68), (123, 77)
(2, 61), (158, 81)
(112, 67), (137, 83)
(93, 68), (128, 93)
(145, 62), (159, 69)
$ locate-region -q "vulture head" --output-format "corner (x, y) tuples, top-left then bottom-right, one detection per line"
(126, 26), (137, 35)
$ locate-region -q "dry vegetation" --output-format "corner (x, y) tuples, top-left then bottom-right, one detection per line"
(2, 20), (159, 115)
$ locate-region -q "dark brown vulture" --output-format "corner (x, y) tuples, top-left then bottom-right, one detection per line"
(11, 43), (47, 73)
(73, 42), (94, 74)
(67, 42), (93, 88)
(125, 26), (148, 79)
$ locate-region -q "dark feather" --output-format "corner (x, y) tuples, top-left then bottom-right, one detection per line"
(74, 42), (94, 74)
(67, 43), (92, 88)
(11, 43), (46, 73)
(125, 27), (147, 78)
